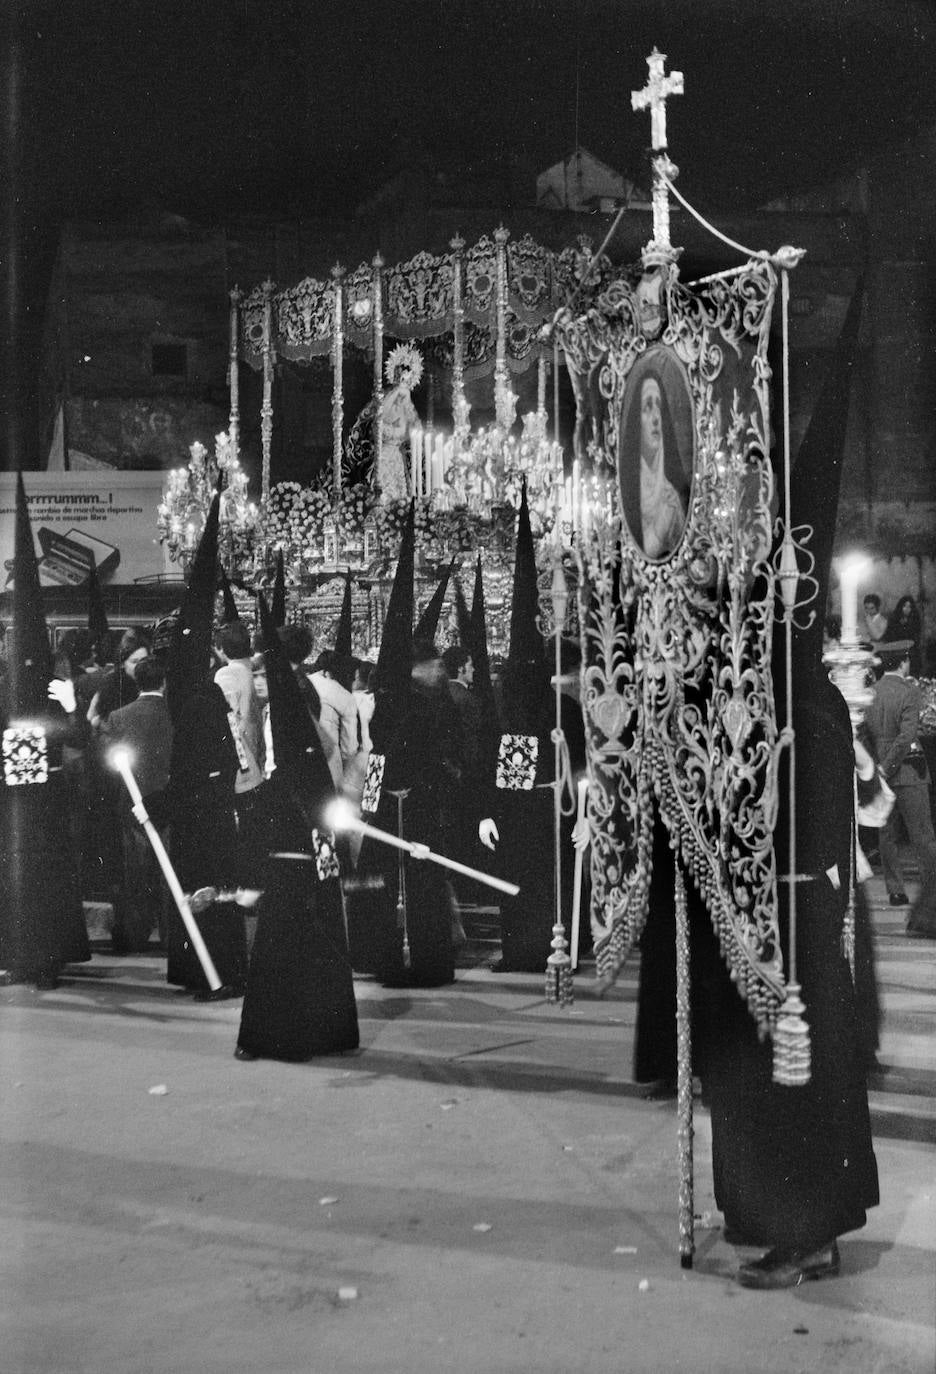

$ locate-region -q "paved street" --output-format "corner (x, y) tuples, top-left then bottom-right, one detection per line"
(0, 876), (933, 1374)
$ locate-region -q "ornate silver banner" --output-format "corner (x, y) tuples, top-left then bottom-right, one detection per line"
(556, 256), (786, 1035)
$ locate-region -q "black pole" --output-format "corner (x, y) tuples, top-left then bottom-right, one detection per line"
(1, 14), (25, 471)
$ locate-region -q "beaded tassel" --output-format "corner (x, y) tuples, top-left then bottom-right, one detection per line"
(841, 899), (856, 978)
(545, 921), (573, 1006)
(772, 981), (811, 1086)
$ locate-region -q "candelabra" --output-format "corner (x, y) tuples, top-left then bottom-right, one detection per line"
(157, 431), (259, 574)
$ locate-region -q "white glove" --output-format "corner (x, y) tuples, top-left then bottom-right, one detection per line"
(189, 886), (218, 914)
(131, 801), (148, 826)
(853, 738), (875, 781)
(571, 817), (591, 853)
(479, 818), (499, 850)
(48, 678), (77, 714)
(410, 842), (430, 861)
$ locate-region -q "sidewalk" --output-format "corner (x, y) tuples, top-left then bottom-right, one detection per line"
(0, 876), (932, 1373)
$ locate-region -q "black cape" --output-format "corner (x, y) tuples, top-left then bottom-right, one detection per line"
(236, 776), (359, 1061)
(355, 681), (464, 986)
(701, 677), (879, 1250)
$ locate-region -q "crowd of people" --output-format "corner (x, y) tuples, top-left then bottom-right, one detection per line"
(4, 473), (926, 1291)
(22, 620), (489, 981)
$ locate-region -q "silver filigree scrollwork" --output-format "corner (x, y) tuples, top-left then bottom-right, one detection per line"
(386, 248), (454, 336)
(276, 275), (333, 358)
(561, 259), (788, 1037)
(239, 284), (267, 371)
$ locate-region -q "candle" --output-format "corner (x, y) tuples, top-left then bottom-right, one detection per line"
(422, 432), (432, 498)
(410, 428), (422, 496)
(837, 552), (870, 644)
(112, 750), (144, 807)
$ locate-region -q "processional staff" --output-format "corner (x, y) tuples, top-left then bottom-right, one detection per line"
(325, 798), (520, 898)
(630, 45), (693, 1267)
(110, 749), (224, 993)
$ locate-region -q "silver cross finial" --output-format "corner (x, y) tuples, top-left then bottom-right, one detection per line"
(631, 48), (684, 151)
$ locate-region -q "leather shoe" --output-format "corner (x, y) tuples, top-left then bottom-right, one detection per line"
(233, 1045), (258, 1061)
(737, 1240), (840, 1289)
(194, 984), (245, 1002)
(889, 892), (909, 906)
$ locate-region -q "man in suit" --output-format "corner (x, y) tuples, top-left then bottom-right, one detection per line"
(308, 647), (359, 770)
(214, 618), (267, 887)
(864, 640), (936, 937)
(100, 655), (174, 952)
(442, 645), (480, 773)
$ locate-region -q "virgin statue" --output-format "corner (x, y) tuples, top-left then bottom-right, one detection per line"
(374, 343), (423, 502)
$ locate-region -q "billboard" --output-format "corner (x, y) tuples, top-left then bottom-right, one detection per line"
(0, 471), (172, 588)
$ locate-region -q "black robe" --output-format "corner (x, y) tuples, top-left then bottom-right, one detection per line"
(484, 689), (587, 973)
(165, 685), (248, 993)
(699, 678), (879, 1251)
(236, 776), (359, 1061)
(358, 681), (464, 987)
(0, 699), (91, 980)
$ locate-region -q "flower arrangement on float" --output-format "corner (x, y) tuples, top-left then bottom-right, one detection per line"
(159, 406), (587, 581)
(290, 486), (333, 561)
(261, 480), (303, 549)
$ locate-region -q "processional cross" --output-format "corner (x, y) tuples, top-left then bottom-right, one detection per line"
(631, 48), (684, 260)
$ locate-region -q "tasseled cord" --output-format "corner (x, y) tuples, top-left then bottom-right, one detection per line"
(545, 557), (575, 1008)
(772, 267), (811, 1088)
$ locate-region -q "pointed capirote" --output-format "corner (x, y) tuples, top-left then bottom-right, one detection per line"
(165, 492), (221, 723)
(86, 555), (110, 650)
(414, 556), (456, 643)
(779, 278), (865, 674)
(333, 568), (354, 657)
(218, 564), (240, 624)
(469, 552), (496, 716)
(501, 478), (548, 731)
(370, 499), (416, 750)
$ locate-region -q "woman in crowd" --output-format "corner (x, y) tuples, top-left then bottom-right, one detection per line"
(88, 628), (151, 726)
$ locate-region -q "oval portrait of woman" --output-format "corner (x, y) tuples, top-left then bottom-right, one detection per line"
(618, 348), (695, 560)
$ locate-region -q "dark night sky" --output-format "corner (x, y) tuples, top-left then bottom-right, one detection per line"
(4, 0), (936, 461)
(18, 0), (936, 222)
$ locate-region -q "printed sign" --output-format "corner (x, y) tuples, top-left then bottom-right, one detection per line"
(0, 472), (172, 587)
